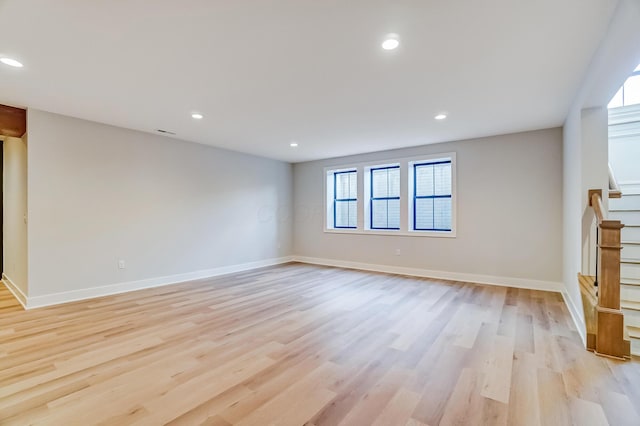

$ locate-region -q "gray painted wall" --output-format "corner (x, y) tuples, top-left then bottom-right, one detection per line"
(26, 109), (293, 298)
(293, 128), (563, 284)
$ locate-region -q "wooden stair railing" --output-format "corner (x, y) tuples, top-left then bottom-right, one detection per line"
(584, 189), (630, 359)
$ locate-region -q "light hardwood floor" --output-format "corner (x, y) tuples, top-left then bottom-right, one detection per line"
(1, 263), (639, 425)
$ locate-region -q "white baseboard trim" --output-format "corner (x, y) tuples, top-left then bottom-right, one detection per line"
(24, 256), (295, 309)
(292, 256), (564, 293)
(7, 255), (567, 309)
(561, 290), (587, 347)
(2, 273), (28, 309)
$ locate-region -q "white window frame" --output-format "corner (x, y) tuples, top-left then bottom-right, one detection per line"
(408, 153), (457, 236)
(365, 162), (401, 231)
(323, 152), (456, 237)
(325, 167), (358, 230)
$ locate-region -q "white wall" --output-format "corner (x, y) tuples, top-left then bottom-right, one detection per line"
(2, 135), (28, 298)
(609, 104), (640, 193)
(26, 109), (292, 303)
(563, 110), (584, 334)
(293, 128), (563, 289)
(581, 107), (609, 278)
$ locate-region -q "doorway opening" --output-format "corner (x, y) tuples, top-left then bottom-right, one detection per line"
(0, 103), (27, 306)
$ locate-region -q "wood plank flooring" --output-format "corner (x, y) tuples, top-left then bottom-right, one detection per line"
(1, 262), (639, 425)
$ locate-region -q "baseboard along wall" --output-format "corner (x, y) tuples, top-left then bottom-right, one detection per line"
(3, 255), (567, 311)
(4, 257), (294, 309)
(292, 256), (564, 293)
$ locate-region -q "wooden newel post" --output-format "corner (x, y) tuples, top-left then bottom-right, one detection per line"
(598, 220), (623, 310)
(589, 189), (629, 358)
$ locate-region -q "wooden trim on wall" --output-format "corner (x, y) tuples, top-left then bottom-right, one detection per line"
(0, 104), (26, 138)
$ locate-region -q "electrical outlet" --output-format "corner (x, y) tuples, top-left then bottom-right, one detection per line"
(118, 260), (126, 269)
(395, 248), (401, 256)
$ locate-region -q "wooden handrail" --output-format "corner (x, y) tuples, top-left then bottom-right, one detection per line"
(584, 188), (629, 359)
(589, 189), (605, 224)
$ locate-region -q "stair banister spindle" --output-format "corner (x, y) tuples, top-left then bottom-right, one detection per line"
(595, 226), (599, 288)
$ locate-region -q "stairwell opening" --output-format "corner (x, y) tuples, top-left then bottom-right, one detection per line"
(608, 63), (640, 354)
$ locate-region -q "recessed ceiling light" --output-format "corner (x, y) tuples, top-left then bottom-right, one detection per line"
(381, 34), (400, 51)
(290, 142), (299, 147)
(191, 113), (203, 120)
(434, 113), (447, 120)
(382, 38), (400, 51)
(0, 57), (23, 68)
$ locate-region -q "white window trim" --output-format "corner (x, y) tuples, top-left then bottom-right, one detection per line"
(323, 152), (456, 238)
(408, 153), (457, 237)
(325, 167), (358, 230)
(364, 162), (401, 231)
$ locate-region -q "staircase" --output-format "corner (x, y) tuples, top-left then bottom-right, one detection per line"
(609, 192), (640, 356)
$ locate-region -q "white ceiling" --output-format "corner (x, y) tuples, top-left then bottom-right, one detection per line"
(0, 0), (618, 162)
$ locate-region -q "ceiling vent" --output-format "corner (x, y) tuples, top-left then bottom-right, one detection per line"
(156, 129), (176, 135)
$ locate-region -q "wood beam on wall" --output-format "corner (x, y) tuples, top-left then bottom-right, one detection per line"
(0, 104), (26, 138)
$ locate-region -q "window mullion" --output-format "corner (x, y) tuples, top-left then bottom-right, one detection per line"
(431, 166), (436, 230)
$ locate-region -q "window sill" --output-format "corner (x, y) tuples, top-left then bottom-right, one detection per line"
(323, 228), (456, 238)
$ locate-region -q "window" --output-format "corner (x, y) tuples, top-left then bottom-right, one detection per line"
(324, 153), (455, 236)
(413, 160), (452, 231)
(370, 166), (400, 229)
(333, 170), (357, 228)
(608, 63), (640, 108)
